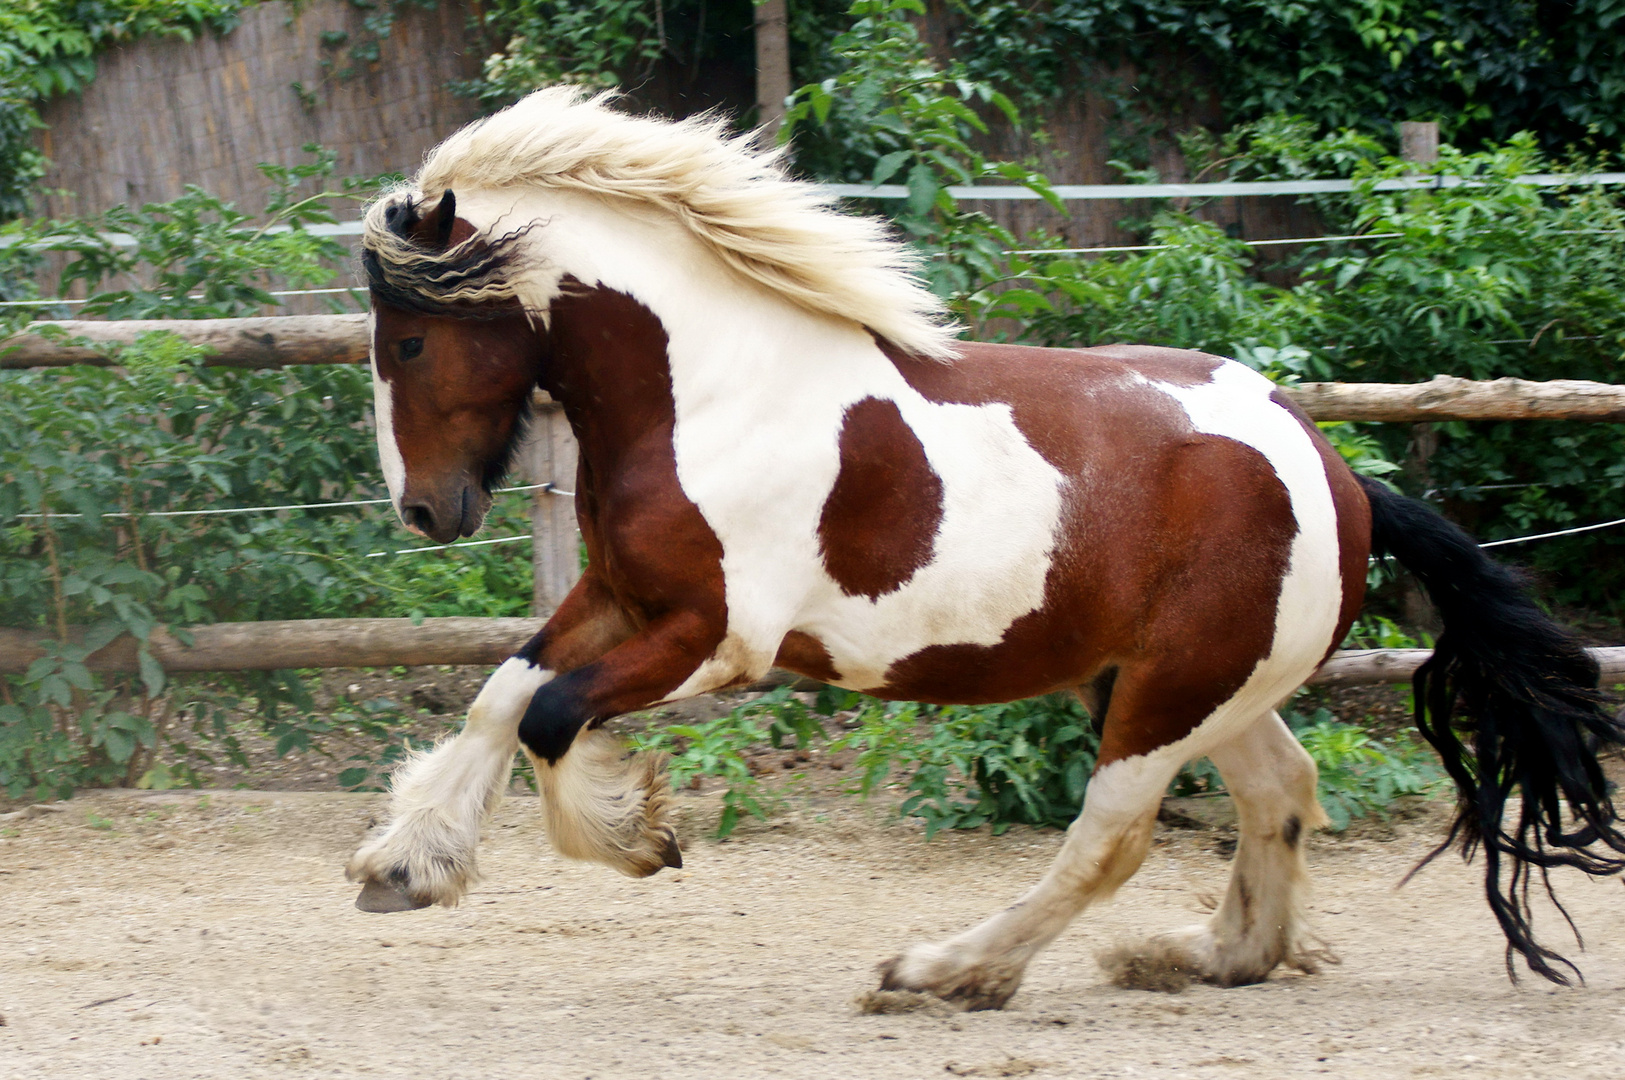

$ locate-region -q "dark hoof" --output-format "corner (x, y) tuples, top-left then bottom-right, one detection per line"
(355, 879), (431, 913)
(660, 830), (683, 870)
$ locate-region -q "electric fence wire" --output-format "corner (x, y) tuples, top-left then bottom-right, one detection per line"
(7, 473), (1618, 556)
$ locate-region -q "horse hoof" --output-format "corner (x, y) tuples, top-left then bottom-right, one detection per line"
(355, 879), (431, 913)
(660, 830), (683, 870)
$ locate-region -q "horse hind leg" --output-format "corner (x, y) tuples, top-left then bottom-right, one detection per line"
(877, 748), (1182, 1010)
(1116, 710), (1333, 988)
(349, 657), (552, 910)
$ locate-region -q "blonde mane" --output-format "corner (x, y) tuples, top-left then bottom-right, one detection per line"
(365, 87), (959, 360)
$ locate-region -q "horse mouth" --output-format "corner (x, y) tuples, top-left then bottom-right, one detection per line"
(457, 485), (490, 538)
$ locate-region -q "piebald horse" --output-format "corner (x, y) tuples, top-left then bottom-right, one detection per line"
(347, 88), (1625, 1004)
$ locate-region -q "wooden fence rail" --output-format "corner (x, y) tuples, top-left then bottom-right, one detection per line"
(2, 315), (370, 369)
(2, 619), (1623, 689)
(8, 315), (1625, 422)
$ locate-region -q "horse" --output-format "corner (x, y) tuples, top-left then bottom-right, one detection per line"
(345, 87), (1625, 1005)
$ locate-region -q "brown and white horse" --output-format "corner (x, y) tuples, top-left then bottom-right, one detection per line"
(346, 88), (1625, 1004)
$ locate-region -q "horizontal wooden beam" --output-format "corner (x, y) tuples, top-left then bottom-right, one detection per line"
(1289, 374), (1625, 422)
(1308, 646), (1625, 688)
(0, 617), (535, 674)
(7, 316), (1625, 422)
(0, 314), (369, 369)
(3, 620), (1623, 695)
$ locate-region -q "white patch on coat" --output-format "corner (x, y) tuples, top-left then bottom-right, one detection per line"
(451, 189), (1066, 696)
(368, 308), (407, 516)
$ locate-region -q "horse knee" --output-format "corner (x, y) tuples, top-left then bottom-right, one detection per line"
(517, 676), (592, 762)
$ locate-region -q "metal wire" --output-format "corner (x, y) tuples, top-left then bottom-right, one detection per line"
(12, 482), (570, 520)
(1480, 516), (1625, 548)
(0, 286), (363, 309)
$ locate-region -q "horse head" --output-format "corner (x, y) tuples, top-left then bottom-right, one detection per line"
(362, 190), (548, 543)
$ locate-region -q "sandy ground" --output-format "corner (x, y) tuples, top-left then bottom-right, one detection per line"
(3, 788), (1624, 1080)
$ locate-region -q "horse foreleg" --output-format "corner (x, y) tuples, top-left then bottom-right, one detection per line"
(878, 752), (1181, 1010)
(348, 571), (635, 911)
(1144, 710), (1333, 985)
(517, 608), (723, 878)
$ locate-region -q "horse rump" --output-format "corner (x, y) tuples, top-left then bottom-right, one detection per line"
(1359, 475), (1625, 983)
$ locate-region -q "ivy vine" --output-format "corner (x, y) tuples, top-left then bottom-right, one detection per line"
(942, 0), (1625, 163)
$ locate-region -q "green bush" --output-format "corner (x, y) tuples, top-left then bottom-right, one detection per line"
(1290, 709), (1444, 831)
(644, 688), (1443, 838)
(0, 165), (539, 799)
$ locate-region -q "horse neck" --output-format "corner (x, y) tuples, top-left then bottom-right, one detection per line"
(543, 283), (686, 477)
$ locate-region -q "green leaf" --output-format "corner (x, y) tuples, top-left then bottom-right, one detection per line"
(137, 648), (166, 698)
(870, 150), (912, 187)
(906, 163), (940, 217)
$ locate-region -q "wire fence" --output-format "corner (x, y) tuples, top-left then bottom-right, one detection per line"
(9, 475), (1613, 557)
(0, 287), (363, 309)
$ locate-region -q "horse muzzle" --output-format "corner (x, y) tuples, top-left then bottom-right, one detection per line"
(398, 482), (490, 544)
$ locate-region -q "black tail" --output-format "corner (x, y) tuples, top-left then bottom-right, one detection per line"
(1359, 475), (1625, 984)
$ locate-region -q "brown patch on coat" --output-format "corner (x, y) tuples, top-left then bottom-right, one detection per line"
(1282, 814), (1303, 849)
(535, 285), (731, 716)
(774, 630), (843, 684)
(1083, 344), (1225, 387)
(378, 279), (730, 715)
(817, 396), (944, 598)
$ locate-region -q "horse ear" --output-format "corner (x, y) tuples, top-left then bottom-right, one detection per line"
(432, 190), (458, 249)
(383, 196), (420, 237)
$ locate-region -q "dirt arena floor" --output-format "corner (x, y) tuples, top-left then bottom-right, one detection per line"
(3, 786), (1624, 1080)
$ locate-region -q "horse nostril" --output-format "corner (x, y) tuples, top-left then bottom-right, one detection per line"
(401, 501), (437, 535)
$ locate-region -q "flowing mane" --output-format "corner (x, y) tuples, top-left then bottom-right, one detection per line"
(362, 87), (960, 360)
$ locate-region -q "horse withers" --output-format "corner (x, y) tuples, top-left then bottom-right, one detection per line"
(346, 87), (1625, 1004)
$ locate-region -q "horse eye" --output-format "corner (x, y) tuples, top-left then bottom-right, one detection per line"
(398, 337), (425, 361)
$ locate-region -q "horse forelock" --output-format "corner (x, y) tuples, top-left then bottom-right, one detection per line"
(373, 86), (960, 360)
(360, 191), (541, 319)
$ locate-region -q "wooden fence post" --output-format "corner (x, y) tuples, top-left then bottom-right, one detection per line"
(527, 402), (581, 617)
(754, 0), (791, 136)
(1399, 121), (1440, 166)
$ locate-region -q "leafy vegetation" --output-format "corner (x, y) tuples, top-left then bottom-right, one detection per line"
(1293, 709), (1443, 831)
(0, 159), (538, 800)
(638, 688), (1444, 839)
(782, 0), (1054, 303)
(941, 0), (1625, 165)
(978, 132), (1625, 605)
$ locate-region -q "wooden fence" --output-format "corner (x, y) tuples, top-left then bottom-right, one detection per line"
(5, 312), (1624, 687)
(2, 619), (1623, 689)
(10, 314), (1625, 422)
